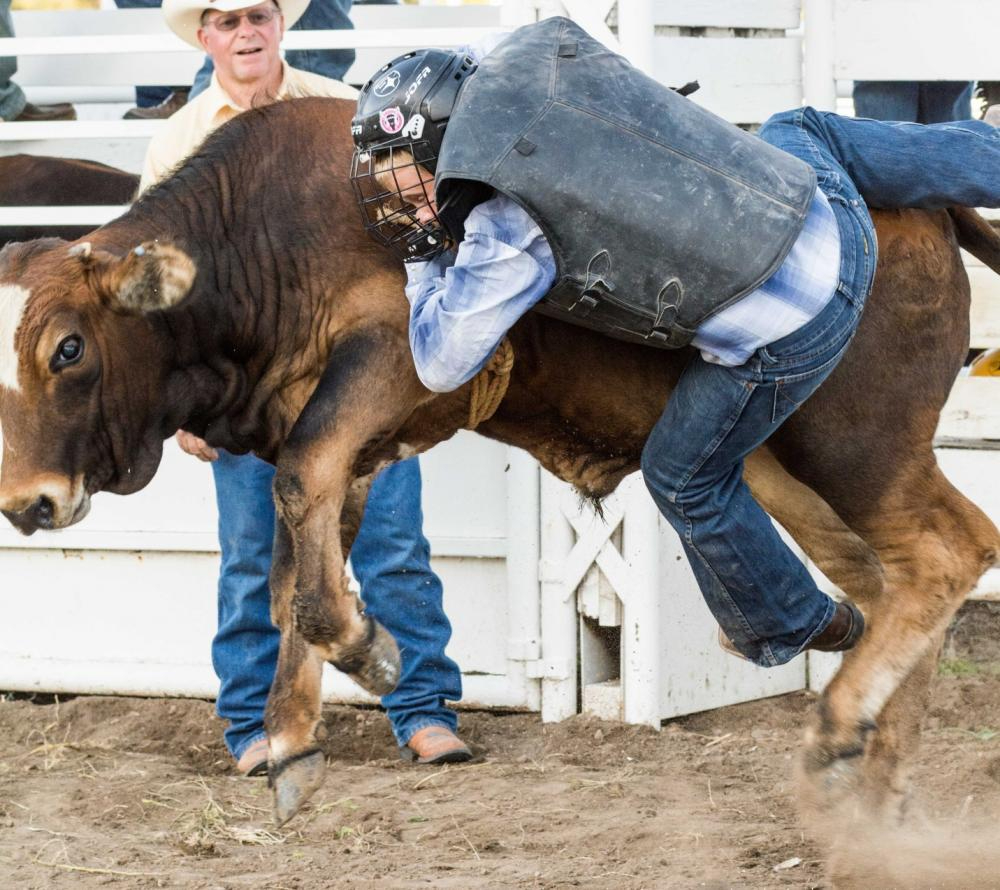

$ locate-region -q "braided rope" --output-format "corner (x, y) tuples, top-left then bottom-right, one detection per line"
(465, 338), (515, 430)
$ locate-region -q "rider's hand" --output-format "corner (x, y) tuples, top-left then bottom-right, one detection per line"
(175, 430), (219, 462)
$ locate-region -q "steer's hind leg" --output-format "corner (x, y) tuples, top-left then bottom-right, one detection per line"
(801, 466), (999, 808)
(859, 635), (942, 823)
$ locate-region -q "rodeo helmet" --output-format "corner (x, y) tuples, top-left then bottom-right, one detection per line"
(350, 48), (477, 262)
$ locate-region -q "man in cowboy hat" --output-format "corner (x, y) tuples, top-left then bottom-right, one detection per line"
(141, 0), (352, 186)
(143, 0), (472, 776)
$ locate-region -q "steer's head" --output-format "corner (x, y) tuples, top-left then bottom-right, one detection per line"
(0, 237), (196, 534)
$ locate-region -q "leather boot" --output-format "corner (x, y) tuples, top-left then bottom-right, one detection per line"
(123, 90), (189, 120)
(10, 102), (76, 122)
(719, 600), (865, 660)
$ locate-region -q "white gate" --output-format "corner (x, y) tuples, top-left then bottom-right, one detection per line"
(0, 434), (542, 710)
(3, 0), (1000, 727)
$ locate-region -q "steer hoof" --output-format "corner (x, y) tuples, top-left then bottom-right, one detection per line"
(331, 618), (401, 697)
(270, 748), (326, 827)
(798, 719), (878, 817)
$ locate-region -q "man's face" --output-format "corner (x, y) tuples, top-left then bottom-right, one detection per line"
(197, 2), (284, 86)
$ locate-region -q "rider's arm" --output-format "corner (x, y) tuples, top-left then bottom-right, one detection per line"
(404, 194), (556, 393)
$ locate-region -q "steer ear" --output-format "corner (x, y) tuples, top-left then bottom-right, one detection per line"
(77, 241), (196, 314)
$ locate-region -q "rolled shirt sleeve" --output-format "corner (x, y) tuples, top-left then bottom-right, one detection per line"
(404, 194), (557, 392)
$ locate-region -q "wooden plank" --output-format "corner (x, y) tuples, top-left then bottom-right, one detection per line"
(935, 450), (1000, 601)
(937, 378), (1000, 443)
(833, 0), (1000, 80)
(9, 6), (502, 88)
(653, 35), (802, 123)
(653, 0), (801, 30)
(970, 278), (1000, 349)
(11, 4), (501, 36)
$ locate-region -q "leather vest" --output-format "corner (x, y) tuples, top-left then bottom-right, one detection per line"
(436, 17), (817, 348)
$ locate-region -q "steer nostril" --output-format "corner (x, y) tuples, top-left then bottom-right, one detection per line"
(33, 496), (55, 526)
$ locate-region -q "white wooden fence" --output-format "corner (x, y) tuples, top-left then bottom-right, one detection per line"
(2, 0), (999, 728)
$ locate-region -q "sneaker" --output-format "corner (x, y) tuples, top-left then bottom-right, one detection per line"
(9, 102), (76, 122)
(235, 736), (269, 777)
(123, 90), (189, 121)
(719, 600), (865, 661)
(400, 726), (472, 765)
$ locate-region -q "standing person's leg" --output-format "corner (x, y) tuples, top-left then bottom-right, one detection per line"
(284, 0), (355, 82)
(211, 451), (279, 773)
(349, 459), (469, 762)
(917, 81), (973, 124)
(852, 81), (919, 122)
(0, 0), (26, 122)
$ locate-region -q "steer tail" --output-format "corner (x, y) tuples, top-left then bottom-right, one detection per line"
(950, 206), (1000, 275)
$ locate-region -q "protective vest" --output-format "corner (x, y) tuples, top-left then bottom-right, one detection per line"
(435, 17), (818, 348)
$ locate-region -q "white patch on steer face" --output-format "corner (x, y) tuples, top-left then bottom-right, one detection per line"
(0, 284), (31, 393)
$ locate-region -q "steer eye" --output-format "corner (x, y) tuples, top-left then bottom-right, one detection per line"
(51, 335), (84, 370)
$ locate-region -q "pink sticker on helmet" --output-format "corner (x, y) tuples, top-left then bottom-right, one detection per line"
(379, 107), (405, 135)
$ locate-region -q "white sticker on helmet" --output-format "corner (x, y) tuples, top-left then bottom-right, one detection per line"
(379, 107), (406, 134)
(373, 70), (400, 98)
(403, 114), (425, 139)
(403, 66), (433, 104)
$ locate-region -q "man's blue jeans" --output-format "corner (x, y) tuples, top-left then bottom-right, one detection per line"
(211, 451), (461, 760)
(642, 107), (1000, 666)
(0, 0), (26, 121)
(853, 81), (973, 125)
(190, 0), (357, 98)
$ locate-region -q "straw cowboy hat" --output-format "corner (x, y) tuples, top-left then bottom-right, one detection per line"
(163, 0), (310, 50)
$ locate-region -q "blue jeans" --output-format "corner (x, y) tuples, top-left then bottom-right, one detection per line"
(211, 451), (461, 760)
(0, 0), (26, 121)
(190, 0), (358, 98)
(853, 81), (973, 124)
(642, 107), (1000, 666)
(112, 0), (175, 107)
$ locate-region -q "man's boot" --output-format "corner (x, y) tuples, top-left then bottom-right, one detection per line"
(123, 89), (189, 121)
(8, 102), (76, 122)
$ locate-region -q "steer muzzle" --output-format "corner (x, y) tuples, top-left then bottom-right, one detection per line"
(0, 476), (90, 534)
(2, 495), (55, 534)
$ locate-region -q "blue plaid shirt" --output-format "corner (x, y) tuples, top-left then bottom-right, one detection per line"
(405, 189), (840, 392)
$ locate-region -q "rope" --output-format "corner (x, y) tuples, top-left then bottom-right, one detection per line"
(465, 338), (515, 430)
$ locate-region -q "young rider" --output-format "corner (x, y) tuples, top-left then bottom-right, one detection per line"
(350, 17), (1000, 667)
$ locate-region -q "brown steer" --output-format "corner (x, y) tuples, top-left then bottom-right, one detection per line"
(0, 154), (138, 247)
(1, 98), (999, 827)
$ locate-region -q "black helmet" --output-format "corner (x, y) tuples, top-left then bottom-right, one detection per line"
(350, 49), (477, 261)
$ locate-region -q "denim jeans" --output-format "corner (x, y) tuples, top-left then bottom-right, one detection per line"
(0, 0), (26, 121)
(642, 106), (1000, 666)
(853, 81), (973, 124)
(211, 451), (461, 760)
(190, 0), (359, 99)
(112, 0), (175, 107)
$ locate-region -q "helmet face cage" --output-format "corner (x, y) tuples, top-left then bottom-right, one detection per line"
(350, 142), (450, 263)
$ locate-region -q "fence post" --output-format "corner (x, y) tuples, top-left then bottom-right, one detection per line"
(539, 472), (579, 721)
(505, 448), (542, 712)
(616, 0), (654, 74)
(803, 0), (837, 110)
(500, 0), (535, 28)
(621, 477), (661, 728)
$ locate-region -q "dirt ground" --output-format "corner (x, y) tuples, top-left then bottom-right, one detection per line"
(3, 605), (1000, 890)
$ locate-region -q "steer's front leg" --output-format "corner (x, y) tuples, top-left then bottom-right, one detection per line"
(265, 325), (428, 824)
